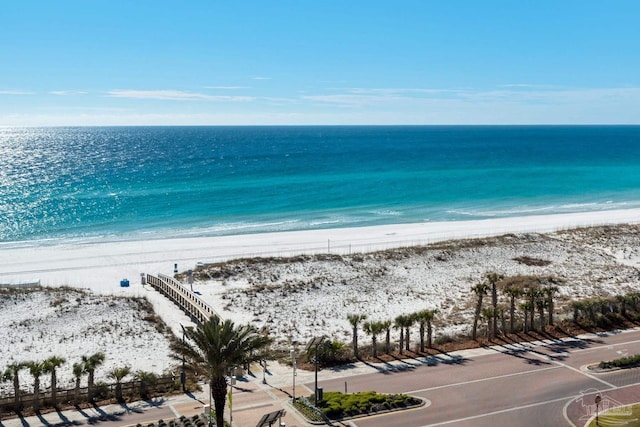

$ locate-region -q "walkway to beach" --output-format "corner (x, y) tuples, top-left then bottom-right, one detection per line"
(146, 273), (220, 324)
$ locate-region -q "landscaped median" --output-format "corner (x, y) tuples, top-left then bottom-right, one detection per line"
(292, 391), (425, 424)
(586, 353), (640, 373)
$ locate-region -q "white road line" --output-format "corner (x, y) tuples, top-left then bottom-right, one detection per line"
(549, 358), (616, 389)
(406, 365), (561, 394)
(419, 394), (575, 426)
(169, 404), (180, 418)
(523, 347), (618, 389)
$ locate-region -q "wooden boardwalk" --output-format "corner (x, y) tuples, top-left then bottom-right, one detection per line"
(146, 273), (219, 324)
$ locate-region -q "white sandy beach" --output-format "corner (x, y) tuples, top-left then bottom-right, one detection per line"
(2, 209), (640, 395)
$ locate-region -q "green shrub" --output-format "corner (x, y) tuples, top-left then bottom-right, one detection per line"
(311, 391), (420, 419)
(599, 353), (640, 369)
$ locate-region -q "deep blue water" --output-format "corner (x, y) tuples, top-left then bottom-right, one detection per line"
(2, 125), (640, 246)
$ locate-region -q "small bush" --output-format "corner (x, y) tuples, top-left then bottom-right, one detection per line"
(310, 391), (421, 420)
(599, 353), (640, 369)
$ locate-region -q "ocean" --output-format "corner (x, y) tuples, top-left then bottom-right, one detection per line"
(2, 125), (640, 246)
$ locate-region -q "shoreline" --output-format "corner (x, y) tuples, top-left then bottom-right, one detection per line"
(3, 208), (640, 394)
(1, 208), (640, 292)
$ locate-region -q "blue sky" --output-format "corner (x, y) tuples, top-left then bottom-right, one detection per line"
(1, 1), (639, 126)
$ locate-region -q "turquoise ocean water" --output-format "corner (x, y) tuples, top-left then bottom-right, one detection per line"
(1, 126), (640, 247)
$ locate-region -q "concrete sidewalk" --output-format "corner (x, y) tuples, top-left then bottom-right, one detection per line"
(2, 330), (616, 427)
(0, 370), (313, 427)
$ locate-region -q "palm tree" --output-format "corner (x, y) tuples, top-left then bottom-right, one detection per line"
(471, 282), (489, 340)
(543, 285), (559, 326)
(362, 321), (384, 358)
(394, 314), (413, 354)
(43, 356), (66, 408)
(26, 360), (47, 412)
(425, 310), (437, 349)
(416, 309), (437, 351)
(502, 283), (523, 333)
(135, 371), (157, 400)
(170, 315), (271, 427)
(617, 294), (630, 317)
(520, 301), (532, 333)
(536, 297), (547, 330)
(382, 320), (392, 355)
(524, 286), (539, 331)
(486, 273), (504, 339)
(346, 313), (367, 359)
(108, 366), (131, 403)
(3, 362), (26, 413)
(405, 314), (415, 352)
(82, 352), (106, 403)
(482, 307), (499, 340)
(72, 362), (84, 406)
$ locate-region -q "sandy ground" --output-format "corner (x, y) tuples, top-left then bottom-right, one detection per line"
(189, 224), (640, 347)
(1, 209), (640, 396)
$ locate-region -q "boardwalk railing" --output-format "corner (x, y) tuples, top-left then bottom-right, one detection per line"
(146, 273), (219, 324)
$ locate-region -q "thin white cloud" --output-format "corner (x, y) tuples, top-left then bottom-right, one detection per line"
(252, 77), (272, 80)
(303, 86), (640, 108)
(106, 89), (254, 102)
(49, 90), (88, 96)
(204, 86), (250, 90)
(0, 90), (35, 95)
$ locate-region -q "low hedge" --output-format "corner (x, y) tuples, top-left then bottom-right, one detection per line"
(315, 391), (420, 419)
(599, 353), (640, 369)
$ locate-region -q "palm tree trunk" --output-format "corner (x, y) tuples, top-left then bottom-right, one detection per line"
(74, 379), (81, 406)
(13, 376), (20, 413)
(51, 371), (58, 407)
(427, 321), (433, 349)
(352, 326), (358, 358)
(529, 297), (535, 331)
(419, 323), (425, 352)
(88, 371), (95, 402)
(491, 284), (498, 341)
(398, 329), (404, 355)
(385, 328), (391, 354)
(33, 378), (40, 413)
(115, 383), (123, 403)
(405, 327), (410, 351)
(211, 375), (228, 427)
(371, 336), (378, 358)
(473, 295), (483, 340)
(509, 296), (515, 334)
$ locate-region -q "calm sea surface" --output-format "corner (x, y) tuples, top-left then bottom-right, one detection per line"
(2, 125), (640, 246)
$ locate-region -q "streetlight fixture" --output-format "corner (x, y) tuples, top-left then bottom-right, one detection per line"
(290, 347), (297, 402)
(228, 370), (236, 426)
(306, 336), (325, 407)
(261, 359), (268, 384)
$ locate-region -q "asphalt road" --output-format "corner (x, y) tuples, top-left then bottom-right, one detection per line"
(7, 329), (640, 427)
(312, 328), (640, 427)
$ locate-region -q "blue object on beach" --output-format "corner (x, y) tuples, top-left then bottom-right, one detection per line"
(120, 279), (130, 287)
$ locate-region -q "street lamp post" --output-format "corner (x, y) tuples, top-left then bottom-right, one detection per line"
(262, 359), (267, 384)
(306, 336), (325, 407)
(228, 371), (236, 427)
(290, 347), (297, 402)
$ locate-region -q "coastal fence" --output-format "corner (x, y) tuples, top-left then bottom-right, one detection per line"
(146, 273), (219, 324)
(0, 375), (179, 414)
